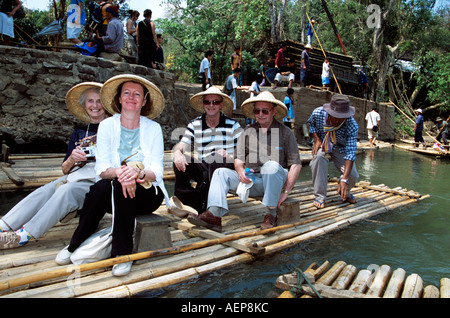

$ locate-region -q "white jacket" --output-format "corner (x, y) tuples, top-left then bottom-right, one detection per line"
(95, 114), (169, 203)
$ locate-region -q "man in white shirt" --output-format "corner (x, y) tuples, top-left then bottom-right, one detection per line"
(365, 106), (380, 147)
(321, 58), (330, 91)
(199, 50), (214, 90)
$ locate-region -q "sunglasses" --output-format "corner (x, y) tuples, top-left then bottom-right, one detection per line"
(253, 108), (273, 115)
(203, 99), (222, 106)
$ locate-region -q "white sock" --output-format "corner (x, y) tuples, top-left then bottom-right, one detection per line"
(0, 220), (11, 232)
(16, 227), (31, 245)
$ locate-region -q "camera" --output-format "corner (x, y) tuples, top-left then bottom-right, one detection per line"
(81, 146), (96, 159)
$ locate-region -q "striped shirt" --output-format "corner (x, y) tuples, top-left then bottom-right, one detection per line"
(180, 113), (242, 162)
(307, 106), (359, 161)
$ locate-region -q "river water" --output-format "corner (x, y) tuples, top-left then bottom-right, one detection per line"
(156, 146), (449, 298)
(0, 147), (448, 298)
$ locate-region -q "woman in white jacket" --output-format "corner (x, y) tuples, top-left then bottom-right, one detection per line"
(56, 74), (168, 276)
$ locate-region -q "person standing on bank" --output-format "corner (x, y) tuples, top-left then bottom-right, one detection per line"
(136, 9), (159, 68)
(56, 75), (169, 277)
(187, 91), (302, 231)
(0, 82), (107, 249)
(171, 86), (242, 214)
(300, 44), (312, 87)
(199, 50), (214, 91)
(321, 57), (330, 91)
(365, 105), (380, 147)
(0, 0), (21, 46)
(308, 94), (359, 209)
(67, 0), (86, 46)
(413, 108), (425, 148)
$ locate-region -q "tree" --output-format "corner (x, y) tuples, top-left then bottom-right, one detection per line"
(158, 0), (270, 84)
(268, 0), (287, 42)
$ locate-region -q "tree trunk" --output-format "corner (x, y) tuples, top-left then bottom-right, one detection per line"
(372, 0), (399, 102)
(269, 0), (287, 42)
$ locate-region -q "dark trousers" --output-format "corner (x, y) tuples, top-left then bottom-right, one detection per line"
(173, 154), (234, 213)
(414, 130), (424, 144)
(68, 178), (164, 256)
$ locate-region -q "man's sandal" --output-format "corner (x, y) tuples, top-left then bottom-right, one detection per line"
(313, 199), (325, 209)
(346, 193), (357, 204)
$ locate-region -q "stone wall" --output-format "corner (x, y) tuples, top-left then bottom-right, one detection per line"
(0, 46), (198, 152)
(264, 87), (395, 144)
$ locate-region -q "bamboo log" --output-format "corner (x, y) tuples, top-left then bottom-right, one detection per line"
(331, 265), (357, 290)
(441, 278), (450, 298)
(423, 285), (440, 298)
(383, 268), (406, 298)
(348, 269), (372, 294)
(366, 265), (392, 297)
(401, 273), (423, 298)
(316, 261), (347, 286)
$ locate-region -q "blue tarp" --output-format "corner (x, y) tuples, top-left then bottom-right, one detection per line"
(33, 20), (65, 38)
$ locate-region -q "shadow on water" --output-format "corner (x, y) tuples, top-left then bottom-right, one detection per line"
(151, 147), (450, 298)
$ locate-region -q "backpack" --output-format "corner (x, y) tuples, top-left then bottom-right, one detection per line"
(86, 2), (106, 32)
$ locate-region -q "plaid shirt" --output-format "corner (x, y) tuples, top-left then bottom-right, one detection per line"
(307, 107), (359, 161)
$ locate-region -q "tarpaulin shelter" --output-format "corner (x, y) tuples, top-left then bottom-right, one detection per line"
(33, 20), (65, 38)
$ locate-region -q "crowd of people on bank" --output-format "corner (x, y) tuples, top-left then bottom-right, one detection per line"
(0, 1), (165, 68)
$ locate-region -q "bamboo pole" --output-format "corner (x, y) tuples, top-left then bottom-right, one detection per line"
(389, 100), (446, 150)
(306, 11), (342, 94)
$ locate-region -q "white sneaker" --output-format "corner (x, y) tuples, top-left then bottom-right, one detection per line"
(55, 246), (73, 265)
(112, 261), (132, 276)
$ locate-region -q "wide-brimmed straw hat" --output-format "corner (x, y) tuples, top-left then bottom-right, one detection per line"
(189, 86), (234, 116)
(100, 74), (165, 119)
(65, 82), (104, 122)
(241, 91), (288, 121)
(322, 94), (355, 119)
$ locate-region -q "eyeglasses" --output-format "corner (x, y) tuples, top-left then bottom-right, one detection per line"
(253, 108), (273, 115)
(203, 99), (222, 106)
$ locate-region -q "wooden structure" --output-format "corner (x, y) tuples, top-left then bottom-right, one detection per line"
(267, 40), (364, 93)
(0, 179), (428, 298)
(276, 260), (449, 298)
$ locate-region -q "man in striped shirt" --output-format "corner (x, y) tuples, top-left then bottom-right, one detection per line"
(307, 94), (359, 209)
(172, 87), (242, 213)
(188, 91), (302, 232)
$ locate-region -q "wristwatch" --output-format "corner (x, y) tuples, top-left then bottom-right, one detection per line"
(340, 178), (349, 184)
(282, 189), (290, 194)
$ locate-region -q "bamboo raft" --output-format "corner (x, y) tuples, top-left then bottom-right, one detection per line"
(0, 179), (428, 298)
(0, 150), (365, 192)
(394, 143), (450, 159)
(276, 260), (449, 298)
